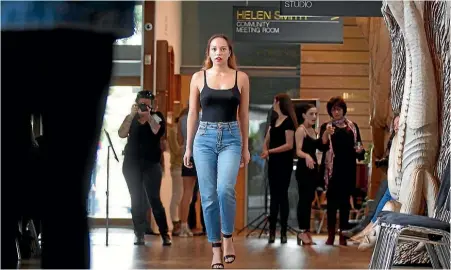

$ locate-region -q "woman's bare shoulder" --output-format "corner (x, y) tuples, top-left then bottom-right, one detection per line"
(192, 70), (204, 81)
(237, 70), (249, 80)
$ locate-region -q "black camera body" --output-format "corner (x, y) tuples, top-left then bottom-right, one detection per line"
(139, 103), (150, 112)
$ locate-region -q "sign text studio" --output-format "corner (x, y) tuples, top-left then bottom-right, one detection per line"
(283, 1), (313, 8)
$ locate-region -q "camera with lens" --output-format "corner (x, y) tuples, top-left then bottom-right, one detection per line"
(139, 103), (150, 112)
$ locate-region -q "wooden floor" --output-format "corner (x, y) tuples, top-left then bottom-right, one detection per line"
(20, 228), (375, 269)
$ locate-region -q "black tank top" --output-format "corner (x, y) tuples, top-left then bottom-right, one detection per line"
(296, 126), (319, 168)
(200, 70), (241, 122)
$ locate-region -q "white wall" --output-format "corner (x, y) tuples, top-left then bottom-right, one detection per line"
(150, 1), (183, 231)
(155, 0), (182, 74)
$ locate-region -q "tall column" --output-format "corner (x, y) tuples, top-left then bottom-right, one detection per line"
(142, 1), (155, 93)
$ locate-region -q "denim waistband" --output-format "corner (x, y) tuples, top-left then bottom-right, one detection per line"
(199, 121), (239, 129)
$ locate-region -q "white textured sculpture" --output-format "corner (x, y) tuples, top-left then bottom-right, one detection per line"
(386, 1), (440, 216)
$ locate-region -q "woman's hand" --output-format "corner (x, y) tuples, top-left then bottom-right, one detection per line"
(260, 149), (269, 159)
(305, 154), (316, 169)
(355, 142), (364, 153)
(130, 104), (138, 116)
(183, 148), (193, 168)
(324, 125), (335, 136)
(241, 148), (251, 168)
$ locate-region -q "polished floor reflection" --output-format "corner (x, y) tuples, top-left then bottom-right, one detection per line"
(19, 227), (376, 269)
(19, 227), (434, 269)
(88, 228), (373, 269)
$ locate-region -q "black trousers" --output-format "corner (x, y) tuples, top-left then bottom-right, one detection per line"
(296, 174), (316, 231)
(123, 158), (169, 236)
(268, 159), (292, 232)
(188, 181), (205, 231)
(2, 30), (114, 269)
(326, 186), (351, 231)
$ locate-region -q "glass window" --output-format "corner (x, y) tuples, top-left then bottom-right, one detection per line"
(88, 86), (141, 219)
(115, 5), (143, 46)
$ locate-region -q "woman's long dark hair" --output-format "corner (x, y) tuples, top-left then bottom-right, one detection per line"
(298, 103), (316, 125)
(275, 93), (299, 129)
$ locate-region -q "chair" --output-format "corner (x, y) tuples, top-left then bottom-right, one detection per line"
(369, 162), (450, 269)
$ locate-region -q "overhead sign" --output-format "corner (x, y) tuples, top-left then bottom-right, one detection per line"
(233, 6), (343, 44)
(280, 1), (383, 17)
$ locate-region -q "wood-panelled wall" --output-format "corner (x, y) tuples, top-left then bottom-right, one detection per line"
(300, 17), (372, 147)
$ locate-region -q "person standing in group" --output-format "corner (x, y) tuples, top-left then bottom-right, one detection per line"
(318, 96), (365, 246)
(183, 34), (250, 269)
(294, 104), (330, 245)
(178, 106), (200, 237)
(260, 94), (298, 244)
(118, 91), (171, 246)
(168, 112), (184, 236)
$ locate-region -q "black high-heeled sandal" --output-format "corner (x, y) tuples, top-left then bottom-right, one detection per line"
(280, 229), (287, 244)
(223, 234), (235, 264)
(268, 230), (276, 244)
(211, 242), (224, 269)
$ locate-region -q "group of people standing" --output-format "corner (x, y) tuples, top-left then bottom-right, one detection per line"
(261, 95), (365, 247)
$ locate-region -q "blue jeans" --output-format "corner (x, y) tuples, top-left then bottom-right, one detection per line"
(193, 121), (242, 242)
(371, 188), (393, 223)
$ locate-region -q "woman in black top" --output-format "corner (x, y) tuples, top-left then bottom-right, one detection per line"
(261, 93), (298, 244)
(319, 96), (365, 246)
(118, 91), (171, 246)
(294, 103), (331, 245)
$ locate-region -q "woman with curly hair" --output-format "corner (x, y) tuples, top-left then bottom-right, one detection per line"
(319, 96), (365, 246)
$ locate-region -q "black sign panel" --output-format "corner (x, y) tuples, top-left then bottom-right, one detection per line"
(280, 1), (383, 17)
(233, 6), (343, 44)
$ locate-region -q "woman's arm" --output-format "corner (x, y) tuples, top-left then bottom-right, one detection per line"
(185, 72), (201, 153)
(317, 123), (330, 151)
(177, 120), (184, 147)
(268, 130), (294, 154)
(354, 122), (366, 161)
(168, 126), (181, 154)
(262, 128), (271, 152)
(295, 127), (309, 158)
(118, 115), (134, 138)
(239, 71), (250, 152)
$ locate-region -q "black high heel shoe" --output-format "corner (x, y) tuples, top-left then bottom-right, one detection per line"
(280, 229), (287, 244)
(280, 234), (288, 244)
(223, 234), (235, 264)
(211, 242), (224, 269)
(268, 230), (276, 244)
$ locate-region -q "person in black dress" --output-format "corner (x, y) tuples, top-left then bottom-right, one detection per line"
(261, 93), (298, 244)
(319, 96), (365, 246)
(294, 103), (331, 245)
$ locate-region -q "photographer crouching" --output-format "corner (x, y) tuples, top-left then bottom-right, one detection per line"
(118, 90), (171, 246)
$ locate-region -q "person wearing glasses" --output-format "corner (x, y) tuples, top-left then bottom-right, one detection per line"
(118, 90), (171, 246)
